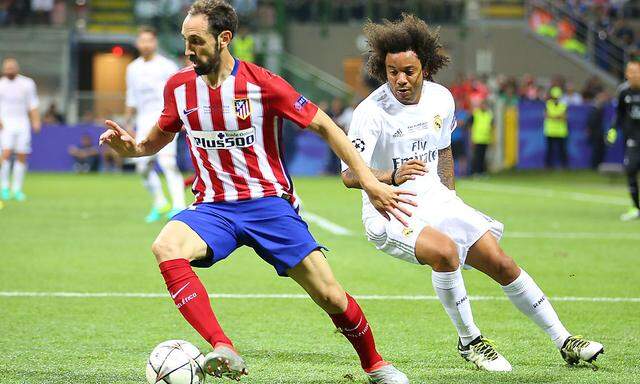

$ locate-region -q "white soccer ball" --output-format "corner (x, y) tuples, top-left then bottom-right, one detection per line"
(145, 340), (206, 384)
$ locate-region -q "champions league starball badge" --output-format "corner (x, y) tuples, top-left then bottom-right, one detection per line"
(352, 138), (366, 152)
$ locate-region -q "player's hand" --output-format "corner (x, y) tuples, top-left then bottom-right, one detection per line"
(100, 120), (138, 157)
(32, 123), (41, 134)
(393, 159), (427, 185)
(363, 180), (417, 227)
(606, 128), (617, 145)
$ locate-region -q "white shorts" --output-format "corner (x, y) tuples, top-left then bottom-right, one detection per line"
(0, 126), (31, 153)
(364, 189), (504, 266)
(135, 151), (178, 174)
(135, 114), (178, 157)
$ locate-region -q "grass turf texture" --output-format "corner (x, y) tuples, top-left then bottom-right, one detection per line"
(0, 171), (638, 383)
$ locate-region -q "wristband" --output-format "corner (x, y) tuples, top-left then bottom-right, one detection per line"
(391, 168), (399, 186)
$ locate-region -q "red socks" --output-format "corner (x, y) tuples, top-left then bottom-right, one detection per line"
(330, 293), (383, 370)
(159, 258), (232, 348)
(160, 261), (381, 370)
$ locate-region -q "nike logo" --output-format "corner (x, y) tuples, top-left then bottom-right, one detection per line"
(183, 107), (199, 116)
(171, 282), (191, 299)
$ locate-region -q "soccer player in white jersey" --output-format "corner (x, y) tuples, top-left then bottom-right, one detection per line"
(342, 15), (604, 372)
(0, 57), (41, 202)
(125, 26), (186, 222)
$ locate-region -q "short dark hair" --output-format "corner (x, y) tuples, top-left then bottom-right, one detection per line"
(189, 0), (238, 38)
(137, 25), (157, 37)
(363, 13), (450, 83)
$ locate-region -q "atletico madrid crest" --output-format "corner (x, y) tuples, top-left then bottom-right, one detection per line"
(234, 98), (251, 120)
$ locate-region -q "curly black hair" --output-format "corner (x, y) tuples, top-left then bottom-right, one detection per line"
(189, 0), (238, 37)
(363, 13), (450, 83)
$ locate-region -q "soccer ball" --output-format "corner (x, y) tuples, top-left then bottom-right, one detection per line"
(145, 340), (206, 384)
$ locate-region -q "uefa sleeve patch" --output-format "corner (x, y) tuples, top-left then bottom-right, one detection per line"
(352, 138), (366, 152)
(294, 95), (309, 111)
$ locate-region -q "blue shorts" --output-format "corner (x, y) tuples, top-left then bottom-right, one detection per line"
(171, 197), (325, 276)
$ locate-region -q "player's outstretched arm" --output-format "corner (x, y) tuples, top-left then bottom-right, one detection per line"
(99, 120), (174, 158)
(342, 159), (427, 189)
(307, 109), (416, 225)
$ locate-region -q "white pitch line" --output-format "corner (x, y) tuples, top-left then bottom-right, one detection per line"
(301, 211), (353, 236)
(464, 182), (629, 206)
(0, 291), (638, 302)
(505, 232), (640, 240)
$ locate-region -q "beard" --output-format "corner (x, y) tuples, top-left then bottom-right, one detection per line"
(190, 43), (221, 76)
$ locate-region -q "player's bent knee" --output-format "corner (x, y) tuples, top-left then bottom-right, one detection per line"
(416, 238), (459, 271)
(151, 238), (181, 263)
(493, 251), (520, 285)
(318, 284), (347, 312)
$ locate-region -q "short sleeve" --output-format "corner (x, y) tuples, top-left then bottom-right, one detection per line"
(27, 79), (39, 110)
(436, 90), (456, 150)
(125, 65), (136, 109)
(157, 79), (182, 133)
(265, 75), (318, 128)
(341, 105), (381, 171)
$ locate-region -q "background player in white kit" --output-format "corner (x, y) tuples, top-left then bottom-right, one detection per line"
(125, 26), (186, 222)
(0, 57), (41, 202)
(342, 15), (604, 372)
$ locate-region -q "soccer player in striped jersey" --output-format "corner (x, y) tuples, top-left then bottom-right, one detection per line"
(100, 1), (413, 383)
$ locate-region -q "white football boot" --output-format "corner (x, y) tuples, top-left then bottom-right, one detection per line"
(366, 363), (410, 384)
(620, 207), (640, 221)
(560, 335), (604, 370)
(458, 336), (512, 372)
(203, 344), (248, 380)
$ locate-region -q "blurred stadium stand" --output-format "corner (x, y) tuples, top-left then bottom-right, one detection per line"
(0, 0), (635, 175)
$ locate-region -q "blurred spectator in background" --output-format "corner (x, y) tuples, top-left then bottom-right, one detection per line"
(586, 91), (610, 170)
(520, 74), (541, 101)
(544, 86), (569, 169)
(468, 99), (493, 176)
(451, 109), (468, 176)
(43, 102), (64, 124)
(101, 146), (122, 173)
(561, 81), (583, 105)
(68, 133), (99, 173)
(582, 75), (605, 100)
(233, 25), (255, 63)
(30, 0), (52, 24)
(336, 99), (356, 133)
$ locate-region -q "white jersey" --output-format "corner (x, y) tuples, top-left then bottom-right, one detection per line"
(0, 74), (39, 130)
(343, 80), (457, 221)
(126, 54), (179, 138)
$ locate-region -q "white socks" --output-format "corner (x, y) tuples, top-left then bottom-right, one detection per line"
(502, 269), (571, 348)
(12, 161), (26, 193)
(158, 156), (186, 210)
(143, 169), (168, 208)
(0, 160), (26, 192)
(432, 268), (482, 346)
(0, 160), (10, 190)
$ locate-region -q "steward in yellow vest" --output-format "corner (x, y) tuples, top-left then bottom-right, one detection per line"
(544, 87), (569, 168)
(469, 101), (493, 175)
(233, 27), (255, 63)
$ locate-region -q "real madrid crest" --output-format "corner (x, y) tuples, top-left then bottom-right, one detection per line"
(433, 114), (443, 131)
(234, 98), (251, 120)
(402, 227), (414, 237)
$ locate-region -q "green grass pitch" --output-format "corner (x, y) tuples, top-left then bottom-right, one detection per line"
(0, 171), (638, 383)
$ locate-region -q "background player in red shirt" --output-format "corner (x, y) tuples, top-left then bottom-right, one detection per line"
(100, 1), (414, 383)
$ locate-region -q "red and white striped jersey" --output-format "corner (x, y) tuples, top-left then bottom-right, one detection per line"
(158, 59), (318, 206)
